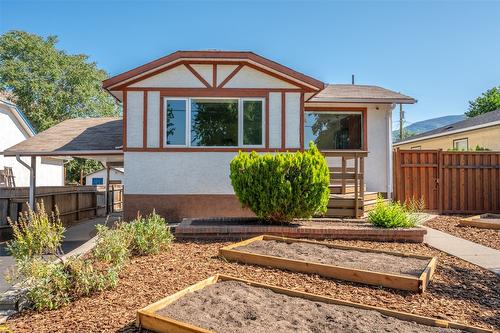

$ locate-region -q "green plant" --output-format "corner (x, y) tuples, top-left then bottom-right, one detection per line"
(230, 143), (330, 222)
(7, 202), (65, 261)
(92, 224), (132, 268)
(406, 196), (425, 213)
(64, 257), (119, 298)
(124, 211), (174, 255)
(368, 197), (417, 228)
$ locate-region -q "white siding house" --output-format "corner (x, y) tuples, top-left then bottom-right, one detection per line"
(85, 167), (124, 186)
(0, 99), (65, 187)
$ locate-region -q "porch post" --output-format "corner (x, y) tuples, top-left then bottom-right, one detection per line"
(105, 165), (111, 214)
(16, 155), (37, 209)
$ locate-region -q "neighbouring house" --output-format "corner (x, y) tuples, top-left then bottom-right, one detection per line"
(0, 98), (65, 187)
(4, 51), (416, 220)
(85, 167), (124, 185)
(394, 109), (500, 151)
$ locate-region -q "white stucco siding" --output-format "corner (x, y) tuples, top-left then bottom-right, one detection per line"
(224, 66), (298, 89)
(285, 92), (301, 148)
(191, 64), (213, 85)
(129, 65), (205, 88)
(126, 91), (144, 148)
(125, 152), (238, 195)
(268, 92), (282, 148)
(36, 158), (65, 186)
(216, 65), (238, 86)
(147, 91), (160, 148)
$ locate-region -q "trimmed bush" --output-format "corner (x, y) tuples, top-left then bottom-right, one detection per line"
(230, 143), (330, 222)
(368, 197), (417, 228)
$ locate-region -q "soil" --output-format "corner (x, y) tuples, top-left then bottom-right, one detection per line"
(5, 240), (499, 332)
(234, 240), (430, 277)
(157, 281), (463, 333)
(425, 216), (500, 250)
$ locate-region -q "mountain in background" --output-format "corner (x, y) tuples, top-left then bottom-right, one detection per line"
(393, 114), (466, 142)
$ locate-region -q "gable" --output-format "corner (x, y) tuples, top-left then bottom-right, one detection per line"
(223, 66), (298, 89)
(129, 64), (206, 88)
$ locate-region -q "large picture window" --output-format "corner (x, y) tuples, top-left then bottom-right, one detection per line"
(304, 112), (363, 150)
(164, 97), (264, 148)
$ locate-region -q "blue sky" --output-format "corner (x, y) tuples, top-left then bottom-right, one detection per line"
(1, 0), (499, 126)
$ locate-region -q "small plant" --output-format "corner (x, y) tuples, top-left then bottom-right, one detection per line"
(368, 197), (417, 228)
(124, 211), (174, 255)
(64, 257), (119, 298)
(406, 196), (425, 213)
(7, 202), (65, 261)
(92, 223), (132, 268)
(230, 142), (330, 222)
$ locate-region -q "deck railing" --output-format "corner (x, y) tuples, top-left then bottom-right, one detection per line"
(321, 150), (368, 218)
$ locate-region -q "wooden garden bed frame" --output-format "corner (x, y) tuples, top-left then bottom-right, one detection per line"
(459, 214), (500, 230)
(219, 235), (437, 293)
(136, 274), (492, 333)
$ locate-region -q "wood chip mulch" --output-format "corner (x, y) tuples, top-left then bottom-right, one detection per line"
(425, 215), (500, 250)
(6, 240), (500, 332)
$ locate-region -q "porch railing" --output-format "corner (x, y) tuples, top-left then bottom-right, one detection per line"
(321, 150), (368, 218)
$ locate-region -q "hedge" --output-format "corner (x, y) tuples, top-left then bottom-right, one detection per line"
(230, 143), (330, 222)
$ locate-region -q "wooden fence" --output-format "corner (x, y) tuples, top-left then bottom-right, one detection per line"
(0, 185), (123, 227)
(393, 149), (500, 214)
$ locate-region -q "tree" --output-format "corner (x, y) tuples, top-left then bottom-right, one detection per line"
(0, 31), (120, 183)
(466, 87), (500, 118)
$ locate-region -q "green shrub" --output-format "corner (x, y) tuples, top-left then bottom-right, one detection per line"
(230, 143), (330, 222)
(124, 211), (174, 255)
(368, 197), (417, 228)
(7, 202), (65, 261)
(64, 257), (119, 298)
(92, 224), (132, 267)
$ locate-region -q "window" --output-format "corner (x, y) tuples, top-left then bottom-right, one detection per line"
(164, 98), (264, 147)
(304, 112), (363, 150)
(165, 99), (187, 146)
(411, 146), (421, 150)
(92, 178), (104, 185)
(453, 138), (468, 151)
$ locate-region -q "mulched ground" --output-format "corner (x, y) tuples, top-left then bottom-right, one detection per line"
(425, 215), (500, 250)
(6, 240), (500, 332)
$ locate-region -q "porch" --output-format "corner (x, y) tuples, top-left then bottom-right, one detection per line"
(322, 150), (380, 218)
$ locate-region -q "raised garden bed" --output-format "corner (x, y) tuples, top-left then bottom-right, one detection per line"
(220, 235), (436, 292)
(459, 214), (500, 230)
(137, 274), (491, 333)
(175, 217), (427, 242)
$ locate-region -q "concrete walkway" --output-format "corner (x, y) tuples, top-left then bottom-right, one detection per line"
(422, 226), (500, 276)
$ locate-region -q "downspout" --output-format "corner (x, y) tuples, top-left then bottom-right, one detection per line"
(387, 105), (395, 199)
(16, 155), (37, 209)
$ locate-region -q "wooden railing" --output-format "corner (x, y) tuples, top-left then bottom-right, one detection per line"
(322, 150), (368, 218)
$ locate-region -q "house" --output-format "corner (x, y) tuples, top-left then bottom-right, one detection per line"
(394, 109), (500, 151)
(0, 98), (65, 187)
(4, 51), (416, 221)
(85, 167), (124, 186)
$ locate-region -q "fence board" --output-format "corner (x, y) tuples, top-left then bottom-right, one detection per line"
(394, 150), (500, 214)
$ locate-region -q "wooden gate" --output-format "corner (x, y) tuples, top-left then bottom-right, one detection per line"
(393, 149), (500, 214)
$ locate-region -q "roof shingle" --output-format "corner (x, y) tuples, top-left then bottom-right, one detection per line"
(309, 84), (416, 104)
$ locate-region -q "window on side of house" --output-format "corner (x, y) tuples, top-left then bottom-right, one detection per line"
(164, 97), (264, 148)
(92, 178), (104, 185)
(304, 112), (363, 150)
(453, 138), (468, 151)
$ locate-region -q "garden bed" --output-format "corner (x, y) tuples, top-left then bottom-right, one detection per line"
(139, 275), (490, 333)
(5, 240), (499, 332)
(425, 216), (500, 250)
(220, 235), (436, 292)
(176, 217), (426, 242)
(459, 214), (500, 230)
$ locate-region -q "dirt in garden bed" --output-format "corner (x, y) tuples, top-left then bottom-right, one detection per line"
(6, 240), (500, 332)
(234, 240), (430, 277)
(157, 281), (463, 333)
(425, 215), (500, 250)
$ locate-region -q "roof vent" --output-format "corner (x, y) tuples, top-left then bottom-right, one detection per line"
(445, 125), (454, 130)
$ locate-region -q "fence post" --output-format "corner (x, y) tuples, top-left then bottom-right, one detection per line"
(437, 149), (443, 213)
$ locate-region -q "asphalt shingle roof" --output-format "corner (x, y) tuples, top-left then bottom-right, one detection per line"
(309, 84), (416, 104)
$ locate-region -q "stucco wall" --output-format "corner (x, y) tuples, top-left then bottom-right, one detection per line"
(394, 124), (500, 151)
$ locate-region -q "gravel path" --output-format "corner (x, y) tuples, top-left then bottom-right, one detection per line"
(6, 240), (499, 332)
(425, 216), (500, 250)
(234, 240), (430, 277)
(158, 281), (464, 333)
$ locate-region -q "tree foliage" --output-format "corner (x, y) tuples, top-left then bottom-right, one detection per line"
(230, 143), (330, 222)
(65, 158), (102, 184)
(466, 87), (500, 118)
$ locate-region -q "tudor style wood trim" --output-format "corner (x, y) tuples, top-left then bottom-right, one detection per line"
(123, 91), (127, 149)
(143, 91), (148, 148)
(159, 95), (164, 148)
(300, 92), (305, 150)
(265, 94), (270, 148)
(281, 92), (286, 149)
(184, 63), (211, 88)
(217, 64), (244, 88)
(304, 106), (368, 151)
(212, 64), (217, 88)
(124, 147), (301, 153)
(125, 87), (303, 93)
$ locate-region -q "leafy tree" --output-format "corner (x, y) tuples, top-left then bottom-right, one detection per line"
(466, 87), (500, 118)
(65, 158), (102, 185)
(0, 31), (120, 183)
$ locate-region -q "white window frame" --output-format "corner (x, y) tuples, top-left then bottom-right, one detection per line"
(304, 111), (364, 150)
(453, 138), (468, 151)
(163, 97), (266, 148)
